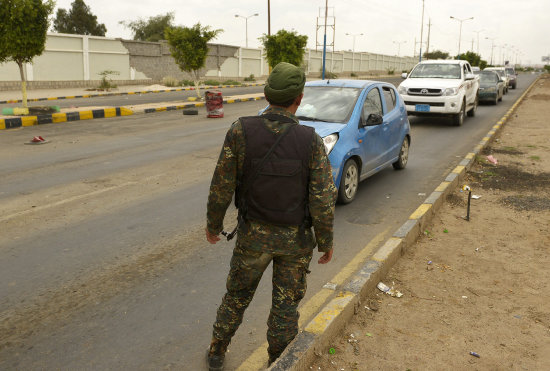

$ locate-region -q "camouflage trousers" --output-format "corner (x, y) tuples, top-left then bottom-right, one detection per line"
(212, 241), (313, 361)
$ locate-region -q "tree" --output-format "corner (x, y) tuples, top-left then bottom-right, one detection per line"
(165, 23), (222, 98)
(0, 0), (54, 108)
(120, 12), (174, 42)
(260, 30), (308, 68)
(457, 51), (482, 66)
(423, 50), (450, 60)
(53, 0), (106, 36)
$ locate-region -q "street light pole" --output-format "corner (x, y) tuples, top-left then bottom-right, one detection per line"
(393, 40), (407, 57)
(473, 29), (483, 54)
(345, 32), (363, 52)
(419, 0), (425, 62)
(346, 32), (363, 74)
(450, 16), (474, 57)
(235, 13), (259, 48)
(486, 36), (497, 65)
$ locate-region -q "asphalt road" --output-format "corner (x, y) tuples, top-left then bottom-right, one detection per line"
(0, 74), (536, 370)
(0, 78), (404, 110)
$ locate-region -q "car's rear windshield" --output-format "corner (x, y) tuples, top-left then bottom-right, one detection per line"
(479, 72), (498, 83)
(409, 63), (461, 79)
(296, 86), (362, 123)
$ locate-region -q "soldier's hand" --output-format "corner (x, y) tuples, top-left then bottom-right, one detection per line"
(206, 228), (221, 244)
(318, 249), (333, 264)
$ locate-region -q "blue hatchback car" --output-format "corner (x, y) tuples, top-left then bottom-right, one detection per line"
(295, 79), (411, 204)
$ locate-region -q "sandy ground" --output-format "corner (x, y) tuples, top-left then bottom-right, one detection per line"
(313, 75), (550, 370)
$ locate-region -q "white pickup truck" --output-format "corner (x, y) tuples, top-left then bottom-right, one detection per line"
(398, 60), (479, 126)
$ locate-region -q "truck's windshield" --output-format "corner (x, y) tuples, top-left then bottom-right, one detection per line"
(409, 63), (461, 79)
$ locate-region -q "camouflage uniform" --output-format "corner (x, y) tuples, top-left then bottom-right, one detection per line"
(207, 106), (337, 362)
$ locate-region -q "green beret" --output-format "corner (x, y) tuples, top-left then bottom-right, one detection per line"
(264, 62), (305, 104)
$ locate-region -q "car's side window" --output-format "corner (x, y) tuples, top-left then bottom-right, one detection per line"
(363, 88), (383, 118)
(382, 87), (396, 112)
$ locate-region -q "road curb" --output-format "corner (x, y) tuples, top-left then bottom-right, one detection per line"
(268, 75), (542, 371)
(0, 83), (264, 105)
(0, 95), (265, 130)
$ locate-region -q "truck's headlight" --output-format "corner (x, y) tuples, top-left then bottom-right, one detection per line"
(397, 85), (407, 95)
(444, 87), (459, 96)
(323, 134), (338, 155)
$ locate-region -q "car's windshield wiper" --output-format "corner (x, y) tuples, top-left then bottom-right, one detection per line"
(297, 115), (330, 122)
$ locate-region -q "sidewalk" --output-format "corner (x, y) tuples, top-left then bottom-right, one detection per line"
(0, 82), (265, 104)
(309, 75), (550, 369)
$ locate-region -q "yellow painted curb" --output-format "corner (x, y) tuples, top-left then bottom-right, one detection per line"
(0, 120), (5, 130)
(52, 113), (67, 123)
(452, 165), (465, 174)
(435, 181), (450, 192)
(372, 237), (402, 262)
(22, 116), (37, 127)
(79, 111), (93, 120)
(465, 152), (475, 160)
(120, 107), (133, 116)
(104, 108), (117, 118)
(409, 203), (432, 220)
(305, 292), (355, 335)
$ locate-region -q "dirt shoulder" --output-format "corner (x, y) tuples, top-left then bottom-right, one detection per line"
(314, 75), (550, 370)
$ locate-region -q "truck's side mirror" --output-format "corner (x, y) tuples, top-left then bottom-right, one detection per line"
(401, 72), (408, 79)
(465, 73), (475, 80)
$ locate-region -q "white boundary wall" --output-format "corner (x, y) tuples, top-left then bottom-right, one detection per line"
(0, 33), (417, 82)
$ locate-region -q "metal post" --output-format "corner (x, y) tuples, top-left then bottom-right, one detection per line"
(419, 0), (424, 62)
(322, 0), (328, 80)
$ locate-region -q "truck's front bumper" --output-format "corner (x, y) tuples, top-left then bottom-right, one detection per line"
(402, 95), (462, 115)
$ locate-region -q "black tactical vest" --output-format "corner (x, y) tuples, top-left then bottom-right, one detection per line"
(237, 115), (314, 226)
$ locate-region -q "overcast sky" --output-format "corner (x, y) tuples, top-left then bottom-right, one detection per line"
(52, 0), (550, 65)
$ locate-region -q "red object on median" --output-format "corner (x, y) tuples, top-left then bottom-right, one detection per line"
(205, 90), (224, 118)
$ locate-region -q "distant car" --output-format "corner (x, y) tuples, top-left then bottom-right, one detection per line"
(471, 66), (481, 72)
(475, 70), (505, 105)
(485, 67), (509, 93)
(295, 80), (411, 204)
(505, 66), (518, 89)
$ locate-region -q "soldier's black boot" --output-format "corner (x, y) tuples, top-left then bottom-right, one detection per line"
(206, 339), (228, 371)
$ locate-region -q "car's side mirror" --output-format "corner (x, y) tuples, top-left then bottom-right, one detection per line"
(401, 72), (408, 79)
(465, 73), (475, 80)
(365, 113), (383, 126)
(499, 78), (505, 82)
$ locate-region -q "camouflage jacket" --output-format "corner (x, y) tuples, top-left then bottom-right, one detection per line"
(206, 106), (337, 255)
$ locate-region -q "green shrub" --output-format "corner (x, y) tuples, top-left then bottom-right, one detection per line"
(180, 79), (194, 86)
(244, 74), (256, 82)
(162, 76), (179, 87)
(350, 72), (358, 77)
(204, 79), (221, 86)
(222, 80), (241, 85)
(386, 68), (395, 75)
(97, 70), (119, 90)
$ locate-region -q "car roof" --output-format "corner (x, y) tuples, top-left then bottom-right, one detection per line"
(417, 59), (465, 65)
(305, 79), (379, 89)
(485, 67), (504, 70)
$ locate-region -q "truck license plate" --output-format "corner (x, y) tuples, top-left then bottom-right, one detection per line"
(415, 104), (430, 112)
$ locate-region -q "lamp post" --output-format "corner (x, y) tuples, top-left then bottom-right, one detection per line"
(450, 15), (474, 57)
(235, 13), (259, 48)
(393, 40), (407, 57)
(485, 36), (497, 65)
(419, 0), (425, 61)
(345, 32), (363, 52)
(346, 32), (363, 74)
(473, 29), (483, 54)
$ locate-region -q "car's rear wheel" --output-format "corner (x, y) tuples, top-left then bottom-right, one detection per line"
(338, 159), (359, 204)
(452, 102), (465, 126)
(467, 94), (478, 117)
(393, 137), (409, 170)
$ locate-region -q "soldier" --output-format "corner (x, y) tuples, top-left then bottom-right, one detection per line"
(205, 62), (337, 370)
